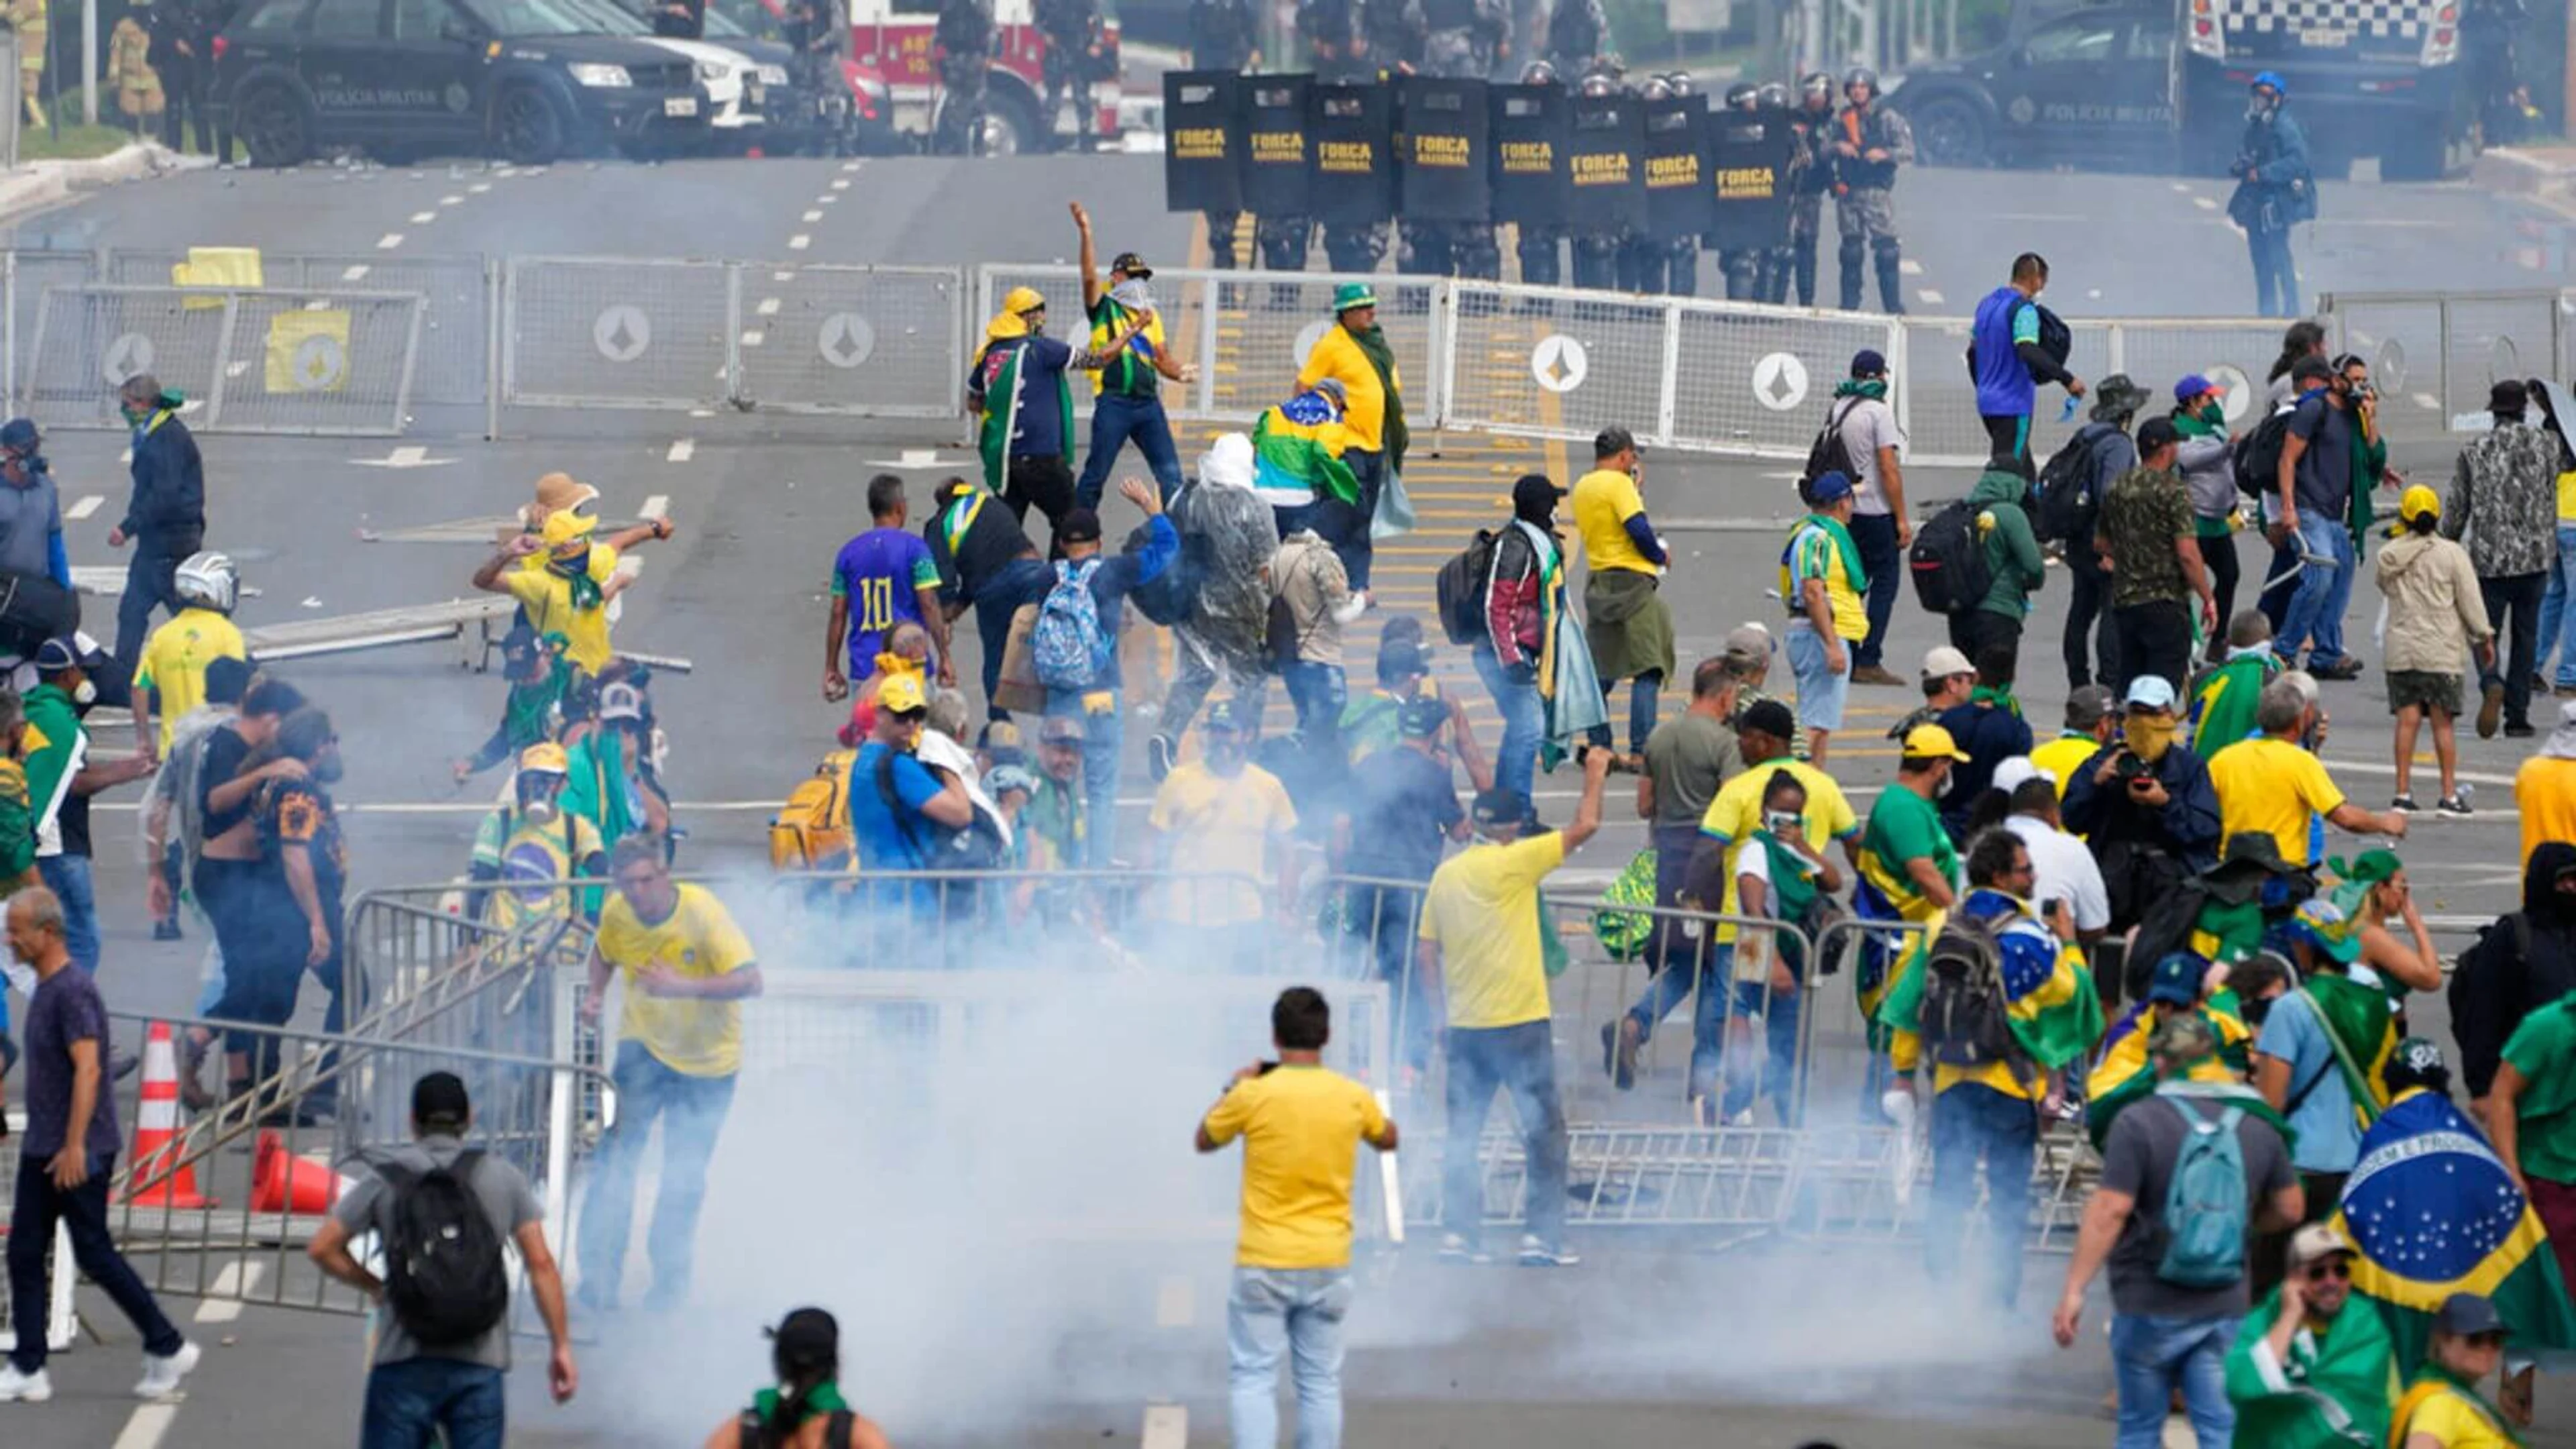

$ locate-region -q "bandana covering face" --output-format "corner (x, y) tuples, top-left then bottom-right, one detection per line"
(2124, 713), (2179, 763)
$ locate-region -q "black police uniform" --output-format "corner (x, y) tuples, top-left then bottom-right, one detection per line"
(1190, 0), (1260, 280)
(932, 0), (995, 154)
(1034, 0), (1101, 152)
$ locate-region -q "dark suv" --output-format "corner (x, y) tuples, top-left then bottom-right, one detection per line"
(213, 0), (716, 166)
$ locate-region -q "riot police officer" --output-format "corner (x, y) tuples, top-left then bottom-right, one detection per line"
(1544, 0), (1607, 79)
(1421, 0), (1501, 77)
(932, 0), (996, 155)
(1832, 65), (1913, 313)
(1189, 0), (1260, 292)
(1513, 59), (1564, 287)
(1714, 80), (1761, 301)
(1034, 0), (1104, 152)
(1747, 81), (1794, 302)
(1569, 66), (1623, 291)
(1358, 0), (1426, 76)
(1775, 71), (1835, 305)
(782, 0), (853, 154)
(1298, 0), (1368, 80)
(1615, 73), (1675, 294)
(1660, 72), (1704, 297)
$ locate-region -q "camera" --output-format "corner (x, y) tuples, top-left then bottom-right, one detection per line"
(2110, 750), (2153, 786)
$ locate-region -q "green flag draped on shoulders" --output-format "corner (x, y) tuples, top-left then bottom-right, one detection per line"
(2222, 1286), (2398, 1449)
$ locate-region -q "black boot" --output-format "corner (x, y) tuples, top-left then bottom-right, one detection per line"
(1876, 249), (1907, 315)
(1795, 247), (1817, 308)
(1838, 237), (1866, 311)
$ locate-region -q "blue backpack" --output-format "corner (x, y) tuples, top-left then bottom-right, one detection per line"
(2157, 1094), (2250, 1289)
(1032, 558), (1112, 689)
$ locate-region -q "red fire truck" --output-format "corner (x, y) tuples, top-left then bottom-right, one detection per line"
(849, 0), (1124, 152)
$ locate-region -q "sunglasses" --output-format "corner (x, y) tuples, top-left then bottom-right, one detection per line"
(2302, 1260), (2352, 1283)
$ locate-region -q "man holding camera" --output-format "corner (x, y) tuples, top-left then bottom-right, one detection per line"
(2061, 676), (2222, 936)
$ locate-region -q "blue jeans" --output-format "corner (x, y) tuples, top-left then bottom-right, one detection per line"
(2248, 223), (2299, 319)
(2538, 525), (2576, 687)
(1848, 511), (1902, 670)
(360, 1357), (507, 1449)
(1044, 686), (1124, 867)
(1719, 975), (1802, 1124)
(973, 557), (1051, 714)
(2276, 512), (2354, 667)
(1075, 392), (1185, 511)
(38, 853), (99, 975)
(1471, 643), (1544, 806)
(1925, 1082), (2037, 1309)
(577, 1040), (737, 1309)
(1625, 942), (1733, 1105)
(2110, 1313), (2235, 1449)
(1442, 1020), (1568, 1250)
(1340, 450), (1384, 590)
(1342, 883), (1432, 1069)
(1587, 671), (1662, 756)
(1227, 1267), (1353, 1449)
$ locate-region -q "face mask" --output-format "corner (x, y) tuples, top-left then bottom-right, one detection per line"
(547, 546), (591, 577)
(1763, 810), (1800, 835)
(2199, 402), (2225, 427)
(521, 794), (559, 824)
(2247, 94), (2275, 119)
(2123, 713), (2179, 763)
(69, 678), (95, 708)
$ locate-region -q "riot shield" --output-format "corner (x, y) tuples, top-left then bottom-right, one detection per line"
(1566, 89), (1644, 232)
(1164, 70), (1243, 214)
(1308, 78), (1397, 226)
(1397, 74), (1489, 223)
(1643, 93), (1711, 242)
(1706, 107), (1795, 252)
(1490, 81), (1568, 229)
(1242, 74), (1314, 217)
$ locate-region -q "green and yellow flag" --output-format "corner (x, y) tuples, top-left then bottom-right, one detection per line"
(2220, 1286), (2398, 1449)
(2083, 997), (2255, 1149)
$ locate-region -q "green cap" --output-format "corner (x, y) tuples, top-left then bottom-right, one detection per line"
(1332, 282), (1377, 313)
(2329, 849), (2402, 885)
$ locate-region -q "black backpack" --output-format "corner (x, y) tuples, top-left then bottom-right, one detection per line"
(1800, 397), (1862, 504)
(1126, 486), (1204, 629)
(2033, 423), (2112, 548)
(2234, 405), (2298, 500)
(380, 1150), (511, 1348)
(1435, 528), (1499, 645)
(1907, 498), (1993, 616)
(1917, 912), (2027, 1077)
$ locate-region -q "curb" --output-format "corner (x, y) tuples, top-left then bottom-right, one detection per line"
(0, 143), (205, 223)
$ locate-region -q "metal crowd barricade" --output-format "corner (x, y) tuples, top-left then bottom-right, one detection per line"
(2320, 289), (2566, 430)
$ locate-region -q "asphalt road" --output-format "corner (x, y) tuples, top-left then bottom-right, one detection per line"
(0, 152), (2566, 1446)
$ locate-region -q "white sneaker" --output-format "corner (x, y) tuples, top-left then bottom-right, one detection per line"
(134, 1341), (200, 1400)
(1517, 1234), (1580, 1268)
(0, 1363), (52, 1402)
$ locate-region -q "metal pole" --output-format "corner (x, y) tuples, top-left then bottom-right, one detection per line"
(80, 0), (95, 125)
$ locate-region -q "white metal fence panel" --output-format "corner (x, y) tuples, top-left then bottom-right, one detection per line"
(2442, 293), (2560, 420)
(1670, 303), (1902, 458)
(2324, 294), (2448, 426)
(504, 256), (735, 411)
(5, 250), (99, 407)
(2104, 320), (2294, 431)
(733, 262), (964, 417)
(1897, 316), (2116, 468)
(26, 284), (237, 429)
(1444, 284), (1669, 444)
(211, 291), (426, 435)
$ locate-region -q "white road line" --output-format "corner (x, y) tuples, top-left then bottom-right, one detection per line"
(640, 494), (671, 519)
(1917, 288), (1945, 305)
(65, 494), (101, 521)
(1140, 1405), (1187, 1449)
(339, 264), (370, 282)
(2412, 391), (2442, 411)
(1898, 258), (1923, 276)
(773, 269), (794, 282)
(376, 233), (404, 250)
(756, 297), (781, 316)
(830, 178), (851, 191)
(665, 439), (695, 463)
(801, 209), (823, 222)
(113, 1403), (179, 1449)
(2192, 196), (2218, 211)
(439, 195), (464, 207)
(408, 211), (435, 224)
(818, 194), (838, 205)
(2169, 181), (2192, 193)
(468, 182), (492, 193)
(741, 329), (765, 347)
(788, 234), (812, 250)
(196, 1260), (262, 1324)
(840, 160), (861, 172)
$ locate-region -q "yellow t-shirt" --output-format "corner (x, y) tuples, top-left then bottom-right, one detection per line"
(1570, 467), (1656, 576)
(2557, 469), (2576, 525)
(1697, 759), (1858, 942)
(1199, 1064), (1389, 1269)
(2207, 736), (2345, 867)
(598, 881), (755, 1077)
(1148, 761), (1298, 926)
(1296, 325), (1389, 453)
(2520, 755), (2576, 872)
(505, 543), (623, 676)
(1419, 833), (1564, 1029)
(2396, 1384), (2514, 1449)
(2028, 735), (2099, 803)
(136, 607), (248, 753)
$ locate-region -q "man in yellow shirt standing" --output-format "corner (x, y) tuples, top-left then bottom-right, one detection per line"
(1197, 986), (1398, 1449)
(1294, 284), (1402, 594)
(474, 508), (677, 680)
(2516, 702), (2576, 870)
(1570, 427), (1674, 760)
(131, 550), (247, 762)
(1417, 747), (1613, 1267)
(576, 838), (762, 1314)
(2206, 677), (2406, 868)
(1147, 702), (1300, 969)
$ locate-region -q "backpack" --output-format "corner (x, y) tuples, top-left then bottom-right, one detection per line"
(380, 1150), (511, 1348)
(1434, 528), (1499, 645)
(2155, 1097), (2251, 1288)
(769, 750), (855, 870)
(1907, 498), (1994, 616)
(2033, 423), (2111, 547)
(2450, 910), (2534, 1098)
(1800, 397), (1862, 503)
(2027, 302), (2072, 378)
(2233, 404), (2298, 500)
(1128, 485), (1205, 629)
(1915, 911), (2025, 1074)
(1030, 558), (1112, 689)
(873, 748), (1006, 874)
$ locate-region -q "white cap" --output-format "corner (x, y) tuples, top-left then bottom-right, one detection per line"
(1992, 756), (2053, 796)
(1921, 645), (1974, 679)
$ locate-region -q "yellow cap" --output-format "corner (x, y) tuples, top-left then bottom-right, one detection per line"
(1901, 723), (1973, 763)
(517, 742), (570, 775)
(540, 508), (597, 548)
(878, 671), (928, 715)
(1003, 286), (1046, 315)
(2399, 484), (2440, 523)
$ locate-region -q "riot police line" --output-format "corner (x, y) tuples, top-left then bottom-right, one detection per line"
(1162, 68), (1809, 301)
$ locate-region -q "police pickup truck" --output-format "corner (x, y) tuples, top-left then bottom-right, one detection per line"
(1890, 0), (2470, 179)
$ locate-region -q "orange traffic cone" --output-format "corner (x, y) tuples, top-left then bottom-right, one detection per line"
(120, 1021), (211, 1210)
(251, 1130), (354, 1216)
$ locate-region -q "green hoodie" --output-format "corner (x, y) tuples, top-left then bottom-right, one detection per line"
(1968, 470), (2046, 619)
(20, 683), (81, 857)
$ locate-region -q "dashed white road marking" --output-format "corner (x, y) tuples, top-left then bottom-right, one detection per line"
(741, 329), (766, 347)
(665, 439), (695, 464)
(195, 1260), (262, 1324)
(2169, 180), (2192, 193)
(772, 270), (794, 282)
(468, 182), (492, 193)
(1917, 288), (1945, 305)
(840, 160), (861, 172)
(2413, 391), (2442, 411)
(1898, 258), (1923, 276)
(339, 264), (371, 282)
(817, 194), (838, 205)
(788, 234), (812, 250)
(408, 211), (435, 224)
(640, 494), (671, 519)
(830, 177), (851, 191)
(376, 233), (404, 250)
(439, 195), (464, 207)
(1140, 1405), (1187, 1449)
(801, 209), (823, 222)
(756, 297), (781, 317)
(2192, 196), (2218, 211)
(113, 1402), (179, 1449)
(65, 494), (101, 521)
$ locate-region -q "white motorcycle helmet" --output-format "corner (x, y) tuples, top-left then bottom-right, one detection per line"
(173, 551), (238, 615)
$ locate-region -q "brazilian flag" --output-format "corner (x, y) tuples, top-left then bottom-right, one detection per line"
(2301, 972), (2396, 1133)
(1874, 896), (2104, 1081)
(2334, 1088), (2576, 1371)
(2083, 998), (2258, 1149)
(1252, 388), (1361, 506)
(974, 335), (1073, 494)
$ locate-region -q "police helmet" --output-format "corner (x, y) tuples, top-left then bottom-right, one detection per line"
(1723, 81), (1756, 109)
(1843, 65), (1879, 95)
(1520, 58), (1557, 86)
(1642, 74), (1674, 101)
(174, 551), (238, 615)
(1800, 70), (1833, 97)
(1578, 69), (1618, 98)
(1755, 81), (1790, 109)
(1663, 71), (1695, 97)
